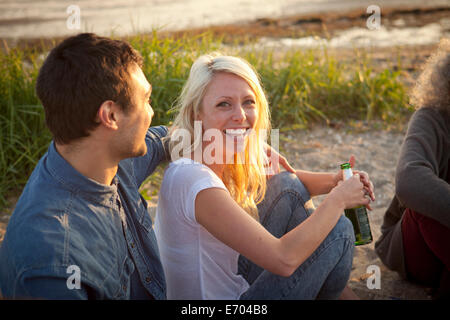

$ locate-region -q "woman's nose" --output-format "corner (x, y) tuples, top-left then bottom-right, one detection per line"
(231, 105), (246, 122)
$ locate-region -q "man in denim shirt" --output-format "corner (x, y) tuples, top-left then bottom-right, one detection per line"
(0, 33), (167, 299)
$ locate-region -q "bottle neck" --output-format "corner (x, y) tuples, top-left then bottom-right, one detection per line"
(342, 167), (353, 181)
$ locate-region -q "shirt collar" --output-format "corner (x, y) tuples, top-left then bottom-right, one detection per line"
(46, 141), (119, 205)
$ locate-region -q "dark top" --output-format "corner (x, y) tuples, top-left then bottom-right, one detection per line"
(375, 107), (450, 278)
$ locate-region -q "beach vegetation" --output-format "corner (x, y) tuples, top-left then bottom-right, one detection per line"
(0, 32), (412, 209)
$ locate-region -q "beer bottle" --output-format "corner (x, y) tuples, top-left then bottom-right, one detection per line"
(340, 162), (373, 246)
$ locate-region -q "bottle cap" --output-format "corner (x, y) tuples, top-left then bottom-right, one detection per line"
(340, 162), (351, 170)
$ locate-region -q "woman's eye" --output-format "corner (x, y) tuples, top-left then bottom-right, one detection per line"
(148, 97), (152, 105)
(217, 101), (230, 107)
(244, 99), (256, 106)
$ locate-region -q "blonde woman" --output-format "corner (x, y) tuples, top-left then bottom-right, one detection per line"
(155, 54), (374, 299)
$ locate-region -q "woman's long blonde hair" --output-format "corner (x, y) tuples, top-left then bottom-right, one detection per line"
(167, 53), (271, 219)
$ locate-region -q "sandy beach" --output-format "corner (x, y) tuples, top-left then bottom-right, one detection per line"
(1, 3), (448, 300)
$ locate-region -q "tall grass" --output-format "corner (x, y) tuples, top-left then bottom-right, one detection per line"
(0, 46), (51, 207)
(245, 48), (410, 129)
(0, 32), (412, 210)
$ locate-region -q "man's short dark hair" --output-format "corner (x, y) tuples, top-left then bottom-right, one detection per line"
(36, 33), (144, 144)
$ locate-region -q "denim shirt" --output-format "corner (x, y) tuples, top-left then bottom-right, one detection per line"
(0, 126), (168, 299)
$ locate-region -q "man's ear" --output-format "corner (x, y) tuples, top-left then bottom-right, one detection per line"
(96, 101), (120, 130)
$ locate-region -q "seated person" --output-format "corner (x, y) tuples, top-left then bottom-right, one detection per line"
(155, 53), (375, 300)
(375, 39), (450, 299)
(0, 33), (168, 299)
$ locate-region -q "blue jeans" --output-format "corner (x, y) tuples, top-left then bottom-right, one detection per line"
(238, 172), (355, 300)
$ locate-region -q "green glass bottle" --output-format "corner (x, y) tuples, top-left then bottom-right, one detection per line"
(340, 162), (373, 246)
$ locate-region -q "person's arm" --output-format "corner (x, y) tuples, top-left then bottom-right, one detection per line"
(294, 155), (375, 210)
(294, 169), (373, 198)
(294, 170), (338, 197)
(12, 268), (90, 300)
(395, 109), (450, 227)
(267, 149), (375, 204)
(132, 125), (170, 187)
(195, 174), (368, 277)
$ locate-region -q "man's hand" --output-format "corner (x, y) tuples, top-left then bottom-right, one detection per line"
(264, 144), (295, 178)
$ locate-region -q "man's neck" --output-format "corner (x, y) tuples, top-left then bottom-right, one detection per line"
(55, 141), (119, 186)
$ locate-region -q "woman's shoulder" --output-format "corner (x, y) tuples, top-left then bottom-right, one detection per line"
(407, 107), (449, 139)
(159, 158), (228, 222)
(412, 107), (449, 127)
(165, 158), (224, 188)
(168, 157), (213, 175)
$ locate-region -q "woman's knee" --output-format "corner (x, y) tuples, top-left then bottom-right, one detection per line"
(326, 215), (355, 253)
(258, 172), (313, 232)
(324, 216), (356, 276)
(328, 215), (356, 247)
(268, 171), (311, 202)
(317, 215), (355, 260)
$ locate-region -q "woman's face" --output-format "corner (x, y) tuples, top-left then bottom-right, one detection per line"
(197, 72), (258, 164)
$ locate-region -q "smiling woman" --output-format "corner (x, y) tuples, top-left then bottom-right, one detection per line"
(155, 53), (374, 300)
(167, 53), (271, 217)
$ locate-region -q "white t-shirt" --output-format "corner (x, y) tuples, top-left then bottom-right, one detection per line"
(154, 158), (250, 299)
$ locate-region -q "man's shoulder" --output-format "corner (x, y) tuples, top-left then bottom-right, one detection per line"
(4, 167), (116, 267)
(1, 199), (71, 284)
(4, 185), (74, 259)
(11, 161), (75, 226)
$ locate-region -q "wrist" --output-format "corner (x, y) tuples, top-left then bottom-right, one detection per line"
(332, 172), (341, 187)
(326, 188), (346, 212)
(325, 173), (340, 195)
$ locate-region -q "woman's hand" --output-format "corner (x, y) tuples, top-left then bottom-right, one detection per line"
(329, 174), (371, 211)
(332, 155), (375, 210)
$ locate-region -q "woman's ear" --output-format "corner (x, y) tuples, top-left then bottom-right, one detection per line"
(97, 100), (120, 130)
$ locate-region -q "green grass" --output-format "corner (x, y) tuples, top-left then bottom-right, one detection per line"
(0, 32), (413, 210)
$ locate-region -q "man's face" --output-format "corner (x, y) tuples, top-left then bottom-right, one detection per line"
(116, 65), (154, 159)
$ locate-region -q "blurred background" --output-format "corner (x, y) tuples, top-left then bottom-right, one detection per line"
(0, 0), (449, 40)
